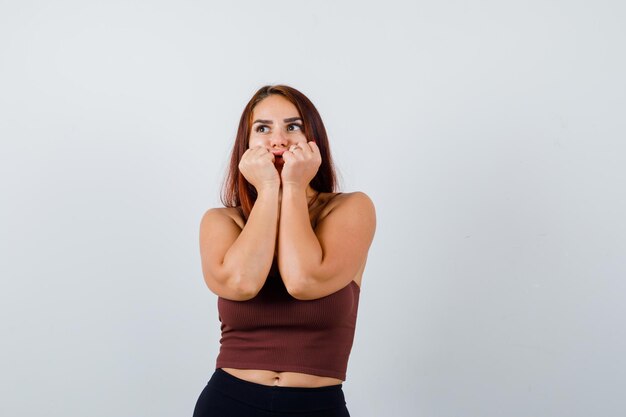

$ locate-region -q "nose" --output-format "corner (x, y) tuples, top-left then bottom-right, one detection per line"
(270, 130), (289, 148)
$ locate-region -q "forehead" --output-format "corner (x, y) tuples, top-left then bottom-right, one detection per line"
(252, 95), (301, 120)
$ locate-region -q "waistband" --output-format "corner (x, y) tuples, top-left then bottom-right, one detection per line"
(207, 368), (346, 413)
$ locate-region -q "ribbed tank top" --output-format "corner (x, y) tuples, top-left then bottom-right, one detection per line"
(216, 274), (360, 380)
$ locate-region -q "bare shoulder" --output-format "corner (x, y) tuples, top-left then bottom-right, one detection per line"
(200, 206), (245, 231)
(317, 191), (376, 224)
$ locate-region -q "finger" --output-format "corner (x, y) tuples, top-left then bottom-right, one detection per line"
(308, 141), (322, 165)
(255, 146), (270, 155)
(282, 149), (295, 163)
(292, 144), (314, 159)
(289, 144), (303, 153)
(308, 140), (319, 153)
(244, 147), (273, 163)
(248, 145), (269, 155)
(242, 147), (259, 159)
(249, 146), (270, 157)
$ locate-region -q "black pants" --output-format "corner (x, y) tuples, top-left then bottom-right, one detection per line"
(192, 368), (351, 417)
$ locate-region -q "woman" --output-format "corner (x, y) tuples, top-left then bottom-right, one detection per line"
(193, 85), (376, 417)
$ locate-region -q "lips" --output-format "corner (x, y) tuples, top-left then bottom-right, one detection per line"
(271, 150), (286, 157)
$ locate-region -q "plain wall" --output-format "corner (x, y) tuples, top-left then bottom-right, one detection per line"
(1, 1), (625, 416)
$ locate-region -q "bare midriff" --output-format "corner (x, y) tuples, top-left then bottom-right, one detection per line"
(221, 368), (343, 387)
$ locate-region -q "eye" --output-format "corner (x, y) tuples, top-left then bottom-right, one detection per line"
(287, 123), (303, 132)
(255, 125), (270, 133)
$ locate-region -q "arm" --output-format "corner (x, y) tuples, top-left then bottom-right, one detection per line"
(199, 146), (282, 301)
(199, 185), (280, 301)
(278, 187), (376, 300)
(277, 141), (376, 300)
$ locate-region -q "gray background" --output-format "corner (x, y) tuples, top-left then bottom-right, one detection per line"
(1, 1), (625, 416)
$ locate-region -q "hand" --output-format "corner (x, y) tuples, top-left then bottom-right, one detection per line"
(280, 141), (322, 188)
(239, 146), (280, 191)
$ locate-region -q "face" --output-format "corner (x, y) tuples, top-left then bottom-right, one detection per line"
(248, 94), (308, 169)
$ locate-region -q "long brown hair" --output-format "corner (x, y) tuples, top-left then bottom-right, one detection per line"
(221, 85), (337, 220)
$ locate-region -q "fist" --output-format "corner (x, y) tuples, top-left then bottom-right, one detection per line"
(239, 146), (280, 190)
(280, 141), (322, 188)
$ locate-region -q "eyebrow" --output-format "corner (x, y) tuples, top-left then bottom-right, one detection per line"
(252, 117), (303, 125)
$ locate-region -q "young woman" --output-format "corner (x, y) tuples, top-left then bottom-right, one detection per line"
(193, 85), (376, 417)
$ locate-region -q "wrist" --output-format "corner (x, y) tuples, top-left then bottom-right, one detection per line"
(256, 182), (280, 196)
(281, 182), (307, 192)
(281, 184), (307, 201)
(281, 183), (308, 205)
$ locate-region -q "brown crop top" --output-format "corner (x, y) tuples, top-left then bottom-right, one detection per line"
(215, 273), (360, 381)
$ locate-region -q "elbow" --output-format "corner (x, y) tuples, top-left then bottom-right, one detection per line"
(284, 275), (316, 301)
(203, 272), (262, 301)
(227, 273), (262, 301)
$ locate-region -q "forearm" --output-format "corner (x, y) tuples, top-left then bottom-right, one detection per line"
(222, 185), (280, 294)
(277, 184), (324, 293)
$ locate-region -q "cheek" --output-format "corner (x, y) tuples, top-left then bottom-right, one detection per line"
(247, 135), (263, 148)
(294, 132), (308, 143)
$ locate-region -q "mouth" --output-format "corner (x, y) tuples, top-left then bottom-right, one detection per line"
(271, 150), (286, 158)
